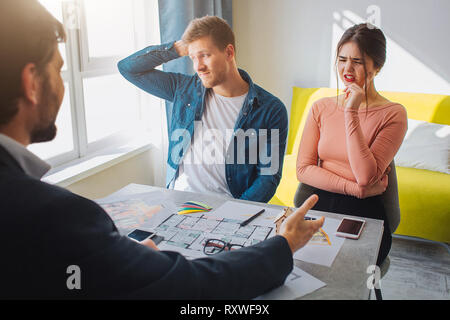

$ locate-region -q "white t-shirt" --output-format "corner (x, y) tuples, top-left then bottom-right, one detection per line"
(174, 90), (248, 197)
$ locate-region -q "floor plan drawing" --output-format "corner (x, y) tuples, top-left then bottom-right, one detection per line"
(154, 214), (273, 253)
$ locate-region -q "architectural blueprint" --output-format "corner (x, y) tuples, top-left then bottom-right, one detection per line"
(154, 213), (273, 253)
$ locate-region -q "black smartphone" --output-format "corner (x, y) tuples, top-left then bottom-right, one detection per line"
(127, 229), (164, 244)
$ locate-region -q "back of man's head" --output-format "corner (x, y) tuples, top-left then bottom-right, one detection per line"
(182, 15), (235, 51)
(0, 0), (66, 127)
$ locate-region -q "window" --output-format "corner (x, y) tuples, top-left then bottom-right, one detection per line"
(29, 0), (162, 167)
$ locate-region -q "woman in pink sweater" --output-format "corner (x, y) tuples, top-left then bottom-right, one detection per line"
(296, 24), (407, 265)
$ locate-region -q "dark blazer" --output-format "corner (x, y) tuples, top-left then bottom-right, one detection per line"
(0, 145), (293, 299)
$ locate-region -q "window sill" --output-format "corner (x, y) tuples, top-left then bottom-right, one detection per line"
(43, 137), (155, 188)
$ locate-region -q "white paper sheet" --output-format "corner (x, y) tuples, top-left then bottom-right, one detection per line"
(293, 213), (345, 267)
(208, 201), (284, 227)
(256, 266), (326, 300)
(211, 202), (345, 267)
(95, 191), (176, 234)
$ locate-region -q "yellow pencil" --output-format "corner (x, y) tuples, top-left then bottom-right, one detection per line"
(177, 209), (205, 215)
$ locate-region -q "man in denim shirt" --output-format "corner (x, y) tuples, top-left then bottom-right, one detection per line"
(118, 16), (288, 203)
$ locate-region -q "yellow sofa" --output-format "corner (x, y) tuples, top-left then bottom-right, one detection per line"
(270, 87), (450, 243)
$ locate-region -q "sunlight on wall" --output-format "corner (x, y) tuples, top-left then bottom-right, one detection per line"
(329, 10), (450, 95)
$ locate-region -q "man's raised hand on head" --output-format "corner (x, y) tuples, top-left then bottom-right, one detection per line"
(174, 40), (189, 57)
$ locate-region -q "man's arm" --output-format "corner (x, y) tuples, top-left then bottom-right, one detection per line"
(43, 182), (323, 299)
(239, 102), (288, 203)
(117, 41), (190, 102)
(116, 194), (324, 299)
(47, 191), (293, 299)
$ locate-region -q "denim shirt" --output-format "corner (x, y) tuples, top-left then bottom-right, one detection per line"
(118, 41), (288, 203)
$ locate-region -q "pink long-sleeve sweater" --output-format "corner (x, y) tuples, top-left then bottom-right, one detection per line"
(296, 96), (407, 198)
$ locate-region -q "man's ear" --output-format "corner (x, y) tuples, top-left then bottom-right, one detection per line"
(225, 44), (235, 60)
(21, 63), (40, 105)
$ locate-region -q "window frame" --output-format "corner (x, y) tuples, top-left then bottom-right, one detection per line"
(36, 0), (162, 168)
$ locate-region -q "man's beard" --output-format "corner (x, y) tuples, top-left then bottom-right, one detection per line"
(200, 70), (226, 89)
(30, 75), (58, 143)
(30, 122), (57, 143)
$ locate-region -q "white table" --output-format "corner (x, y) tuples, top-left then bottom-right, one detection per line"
(99, 183), (384, 300)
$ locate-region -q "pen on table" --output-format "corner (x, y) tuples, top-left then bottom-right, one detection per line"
(240, 209), (265, 227)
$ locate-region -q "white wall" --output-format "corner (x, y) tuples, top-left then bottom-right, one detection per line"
(233, 0), (450, 113)
(65, 147), (166, 200)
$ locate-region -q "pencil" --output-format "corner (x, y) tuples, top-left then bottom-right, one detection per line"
(240, 209), (265, 227)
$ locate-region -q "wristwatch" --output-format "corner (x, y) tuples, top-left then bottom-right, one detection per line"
(273, 207), (294, 234)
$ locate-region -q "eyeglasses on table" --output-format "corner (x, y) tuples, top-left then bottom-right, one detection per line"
(203, 239), (244, 255)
